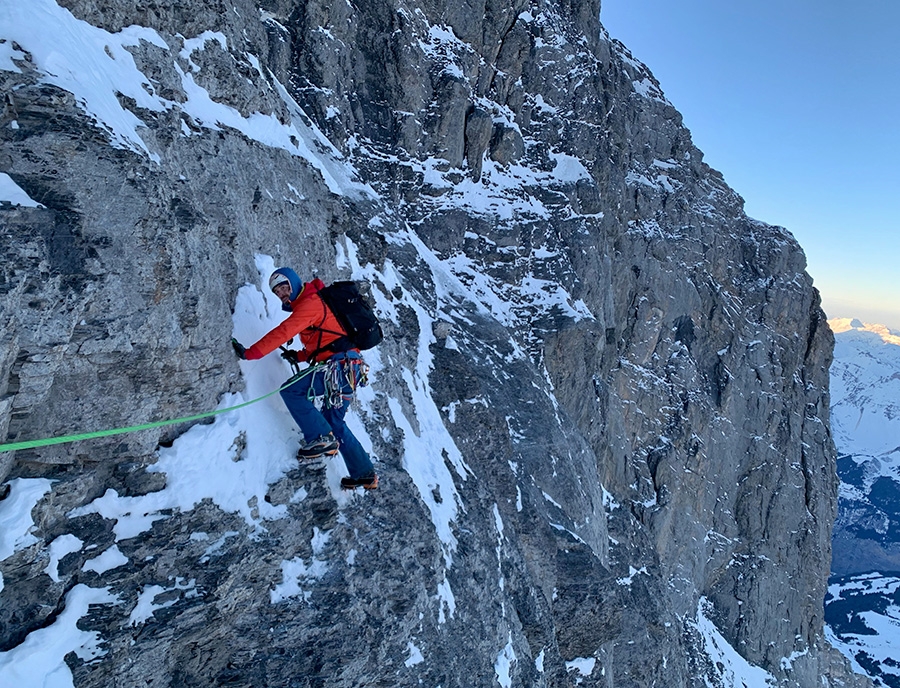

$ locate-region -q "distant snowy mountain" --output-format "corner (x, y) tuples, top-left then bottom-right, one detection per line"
(830, 318), (900, 465)
(827, 318), (900, 688)
(830, 318), (900, 575)
(826, 573), (900, 688)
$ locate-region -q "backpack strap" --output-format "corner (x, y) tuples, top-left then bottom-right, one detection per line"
(304, 295), (352, 363)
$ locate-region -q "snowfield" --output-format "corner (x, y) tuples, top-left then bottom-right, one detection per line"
(826, 318), (900, 687)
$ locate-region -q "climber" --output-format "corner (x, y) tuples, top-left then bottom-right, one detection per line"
(231, 268), (378, 490)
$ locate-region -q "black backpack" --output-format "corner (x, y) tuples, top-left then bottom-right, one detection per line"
(310, 281), (383, 359)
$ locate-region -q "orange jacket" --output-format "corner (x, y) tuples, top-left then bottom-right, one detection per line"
(244, 279), (349, 363)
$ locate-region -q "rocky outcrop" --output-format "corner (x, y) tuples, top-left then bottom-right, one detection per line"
(0, 0), (865, 686)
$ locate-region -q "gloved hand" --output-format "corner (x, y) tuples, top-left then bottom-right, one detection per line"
(280, 348), (300, 365)
(231, 338), (246, 359)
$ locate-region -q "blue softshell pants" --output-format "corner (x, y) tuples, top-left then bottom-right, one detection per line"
(280, 352), (374, 479)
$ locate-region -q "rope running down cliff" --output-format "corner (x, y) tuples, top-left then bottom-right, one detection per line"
(0, 363), (323, 453)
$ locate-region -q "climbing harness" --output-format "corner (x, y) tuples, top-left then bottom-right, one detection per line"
(304, 354), (369, 409)
(326, 356), (368, 408)
(0, 361), (325, 454)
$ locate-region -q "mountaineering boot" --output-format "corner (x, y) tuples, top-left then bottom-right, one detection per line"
(297, 433), (339, 460)
(340, 474), (379, 490)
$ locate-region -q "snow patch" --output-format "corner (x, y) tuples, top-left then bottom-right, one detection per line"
(199, 531), (241, 563)
(494, 635), (516, 688)
(616, 566), (647, 587)
(270, 528), (331, 604)
(0, 38), (26, 72)
(492, 503), (505, 536)
(129, 578), (197, 625)
(45, 534), (84, 582)
(404, 641), (425, 667)
(270, 554), (328, 604)
(694, 598), (776, 687)
(0, 478), (53, 561)
(179, 30), (227, 69)
(82, 545), (129, 574)
(436, 576), (456, 623)
(0, 173), (43, 207)
(378, 241), (472, 567)
(0, 585), (117, 685)
(566, 656), (596, 678)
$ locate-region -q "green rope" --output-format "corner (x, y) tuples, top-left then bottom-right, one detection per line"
(0, 364), (323, 454)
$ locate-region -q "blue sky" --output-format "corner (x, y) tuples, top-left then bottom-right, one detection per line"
(601, 0), (900, 331)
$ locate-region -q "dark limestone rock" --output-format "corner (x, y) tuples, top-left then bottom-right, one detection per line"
(0, 0), (866, 686)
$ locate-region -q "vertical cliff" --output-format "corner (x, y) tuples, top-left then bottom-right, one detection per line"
(0, 0), (866, 685)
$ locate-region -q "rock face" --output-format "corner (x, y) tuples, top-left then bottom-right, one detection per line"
(0, 0), (866, 686)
